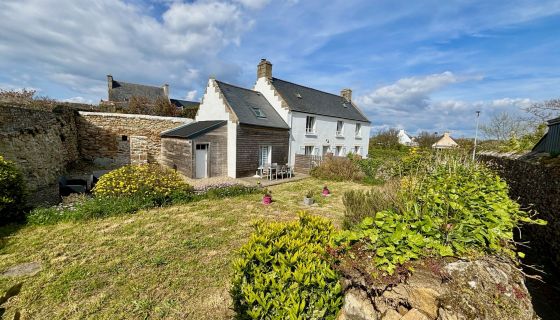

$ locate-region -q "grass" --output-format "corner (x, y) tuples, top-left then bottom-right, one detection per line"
(0, 178), (368, 319)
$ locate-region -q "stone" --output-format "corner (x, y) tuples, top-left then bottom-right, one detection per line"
(382, 309), (402, 320)
(407, 288), (438, 319)
(339, 288), (378, 320)
(401, 309), (429, 320)
(1, 261), (42, 277)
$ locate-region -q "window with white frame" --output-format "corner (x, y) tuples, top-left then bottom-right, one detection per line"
(304, 146), (314, 155)
(354, 146), (361, 155)
(305, 116), (316, 134)
(335, 146), (343, 156)
(259, 146), (271, 167)
(355, 123), (361, 137)
(336, 121), (344, 136)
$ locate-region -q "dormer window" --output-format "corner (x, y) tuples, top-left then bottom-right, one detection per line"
(251, 107), (267, 118)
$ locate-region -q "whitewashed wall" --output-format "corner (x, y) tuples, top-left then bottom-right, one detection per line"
(289, 112), (370, 165)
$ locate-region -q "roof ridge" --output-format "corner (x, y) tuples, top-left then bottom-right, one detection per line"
(215, 80), (260, 93)
(272, 77), (344, 99)
(114, 80), (164, 89)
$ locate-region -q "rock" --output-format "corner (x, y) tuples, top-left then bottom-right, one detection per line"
(339, 257), (538, 320)
(339, 288), (378, 320)
(1, 261), (42, 277)
(382, 309), (402, 320)
(401, 309), (430, 320)
(407, 288), (438, 319)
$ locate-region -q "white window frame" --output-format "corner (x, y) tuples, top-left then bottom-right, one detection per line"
(355, 123), (362, 138)
(305, 116), (316, 135)
(335, 145), (343, 156)
(336, 121), (344, 137)
(259, 146), (272, 167)
(304, 145), (314, 156)
(354, 146), (361, 155)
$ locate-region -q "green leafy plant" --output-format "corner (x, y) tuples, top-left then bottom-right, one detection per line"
(231, 212), (342, 319)
(262, 188), (272, 197)
(305, 190), (315, 199)
(0, 282), (22, 319)
(335, 155), (546, 275)
(0, 156), (26, 225)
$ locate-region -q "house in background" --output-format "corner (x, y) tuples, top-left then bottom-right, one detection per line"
(253, 59), (371, 164)
(101, 75), (200, 114)
(397, 129), (417, 146)
(432, 132), (459, 149)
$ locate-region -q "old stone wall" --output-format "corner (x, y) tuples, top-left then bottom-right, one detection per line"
(0, 104), (79, 205)
(77, 112), (191, 166)
(478, 154), (560, 272)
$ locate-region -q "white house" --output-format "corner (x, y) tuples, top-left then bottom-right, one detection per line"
(397, 129), (417, 146)
(253, 59), (371, 165)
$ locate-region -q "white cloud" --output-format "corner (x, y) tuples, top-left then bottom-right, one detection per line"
(185, 90), (198, 101)
(61, 96), (95, 104)
(357, 72), (482, 110)
(0, 0), (255, 101)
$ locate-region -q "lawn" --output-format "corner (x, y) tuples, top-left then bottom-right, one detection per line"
(0, 178), (369, 319)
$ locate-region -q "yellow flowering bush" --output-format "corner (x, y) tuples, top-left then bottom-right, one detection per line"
(0, 155), (26, 224)
(93, 164), (192, 198)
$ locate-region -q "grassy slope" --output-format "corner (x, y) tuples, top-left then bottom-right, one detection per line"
(0, 178), (368, 319)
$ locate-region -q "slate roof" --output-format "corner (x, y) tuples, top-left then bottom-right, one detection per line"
(215, 80), (289, 129)
(269, 78), (370, 123)
(109, 80), (166, 103)
(170, 99), (200, 109)
(161, 120), (226, 139)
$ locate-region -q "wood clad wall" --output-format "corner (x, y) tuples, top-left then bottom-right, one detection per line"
(236, 125), (289, 177)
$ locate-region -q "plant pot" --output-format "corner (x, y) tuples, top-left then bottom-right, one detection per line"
(303, 197), (314, 205)
(322, 189), (330, 196)
(262, 195), (272, 205)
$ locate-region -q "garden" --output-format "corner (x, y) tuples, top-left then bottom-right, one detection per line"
(0, 148), (547, 319)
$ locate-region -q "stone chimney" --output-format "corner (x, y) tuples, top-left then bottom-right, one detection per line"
(257, 59), (272, 79)
(341, 88), (352, 102)
(163, 84), (169, 97)
(107, 75), (113, 90)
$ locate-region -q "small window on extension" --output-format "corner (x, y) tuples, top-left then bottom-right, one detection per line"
(251, 107), (267, 118)
(121, 135), (128, 141)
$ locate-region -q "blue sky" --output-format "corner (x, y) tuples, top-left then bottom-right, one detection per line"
(1, 0), (559, 137)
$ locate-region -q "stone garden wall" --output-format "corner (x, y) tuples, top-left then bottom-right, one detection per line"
(0, 104), (79, 205)
(77, 112), (192, 166)
(478, 153), (560, 272)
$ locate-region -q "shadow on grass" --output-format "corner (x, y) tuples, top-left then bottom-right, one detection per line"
(0, 222), (26, 251)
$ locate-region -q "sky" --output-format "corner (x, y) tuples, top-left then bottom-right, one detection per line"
(1, 0), (559, 137)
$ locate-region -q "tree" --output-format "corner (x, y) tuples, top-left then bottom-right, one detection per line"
(416, 131), (439, 148)
(369, 128), (402, 150)
(480, 112), (529, 141)
(127, 96), (151, 115)
(154, 96), (178, 116)
(524, 98), (560, 122)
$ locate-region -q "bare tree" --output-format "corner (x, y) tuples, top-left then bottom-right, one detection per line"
(524, 98), (560, 122)
(416, 131), (439, 148)
(480, 112), (529, 141)
(369, 128), (401, 149)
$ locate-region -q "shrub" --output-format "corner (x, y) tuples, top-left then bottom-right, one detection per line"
(0, 156), (26, 224)
(335, 156), (546, 275)
(310, 155), (364, 182)
(231, 212), (342, 319)
(342, 180), (401, 229)
(93, 164), (192, 198)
